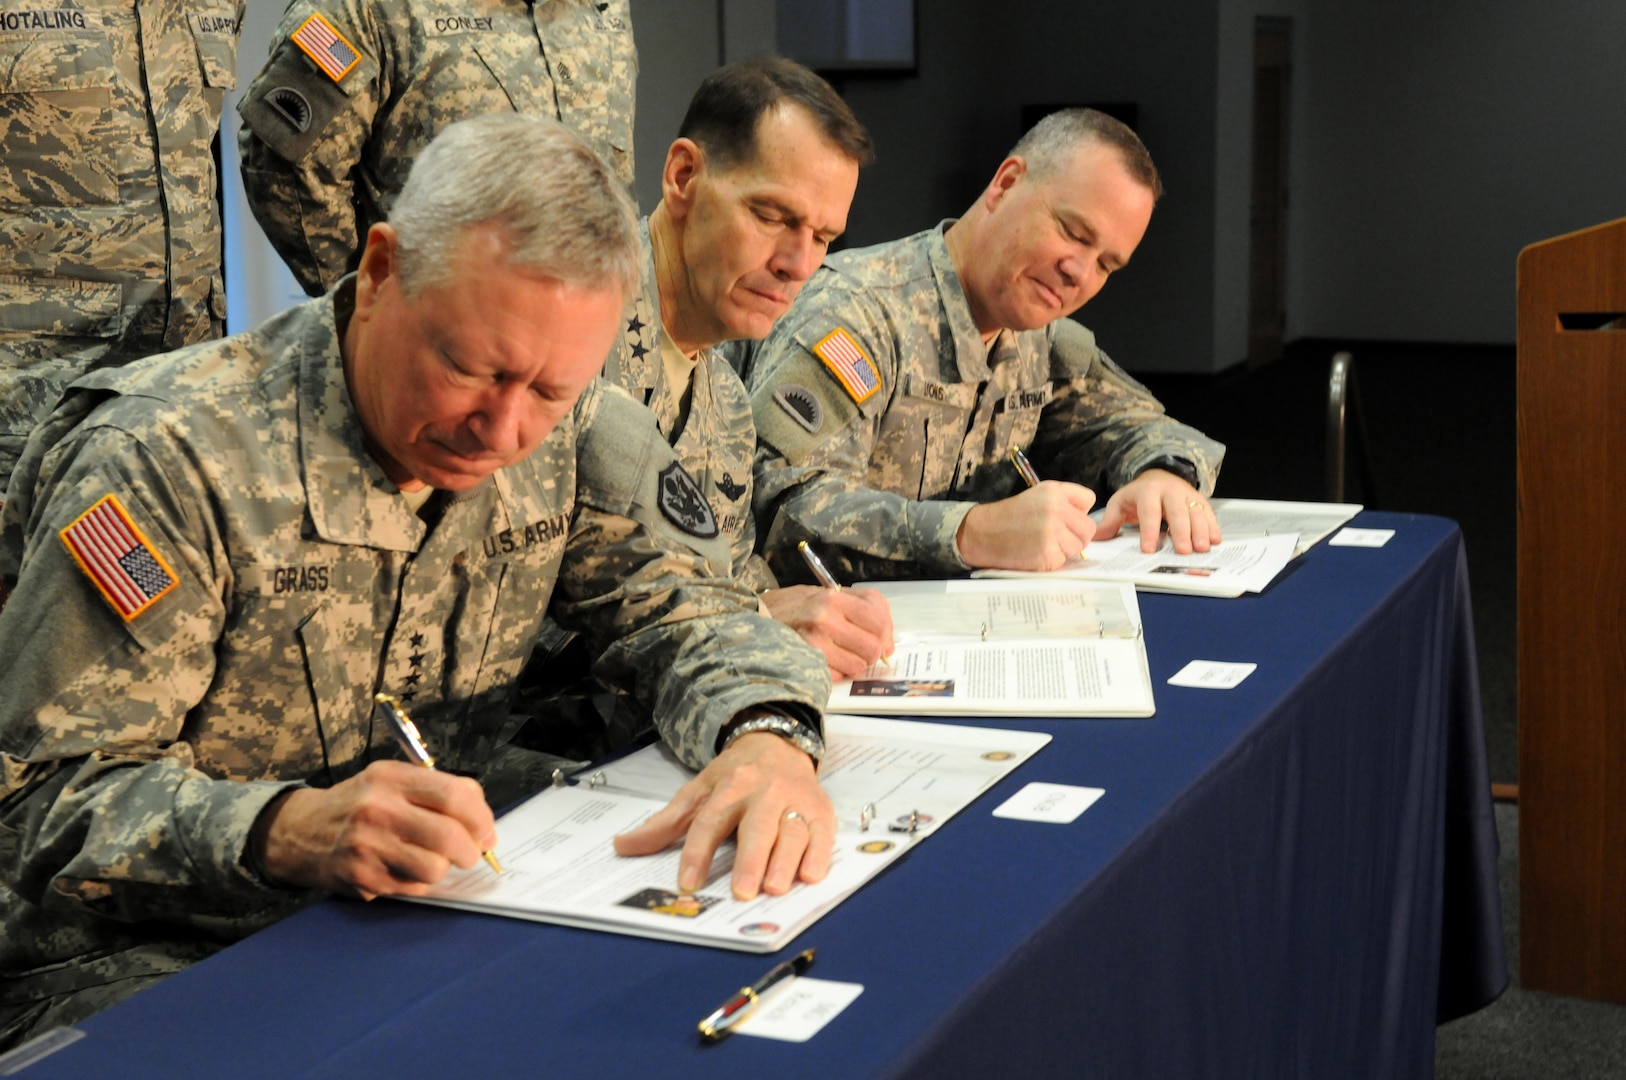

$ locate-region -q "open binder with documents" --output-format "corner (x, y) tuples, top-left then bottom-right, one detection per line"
(829, 578), (1155, 717)
(404, 715), (1049, 952)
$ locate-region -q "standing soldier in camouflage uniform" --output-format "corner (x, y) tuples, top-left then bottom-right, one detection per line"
(744, 109), (1227, 585)
(236, 0), (635, 297)
(0, 115), (832, 1049)
(0, 0), (245, 501)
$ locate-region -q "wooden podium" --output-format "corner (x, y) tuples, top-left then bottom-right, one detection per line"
(1517, 217), (1626, 1003)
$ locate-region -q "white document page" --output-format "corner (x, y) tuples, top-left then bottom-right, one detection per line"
(405, 715), (1049, 952)
(976, 532), (1300, 597)
(829, 579), (1154, 717)
(1206, 498), (1362, 555)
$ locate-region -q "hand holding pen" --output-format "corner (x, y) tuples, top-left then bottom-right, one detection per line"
(951, 446), (1097, 571)
(755, 542), (894, 676)
(376, 693), (503, 874)
(246, 700), (500, 900)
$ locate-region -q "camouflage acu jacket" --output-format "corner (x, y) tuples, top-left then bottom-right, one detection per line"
(745, 223), (1226, 584)
(0, 0), (244, 494)
(603, 220), (776, 594)
(0, 282), (827, 1005)
(237, 0), (636, 296)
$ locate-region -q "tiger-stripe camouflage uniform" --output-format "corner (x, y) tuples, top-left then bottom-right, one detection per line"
(745, 223), (1226, 584)
(0, 281), (828, 1044)
(237, 0), (636, 296)
(0, 0), (244, 498)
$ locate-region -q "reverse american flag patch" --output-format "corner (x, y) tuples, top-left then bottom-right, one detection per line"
(812, 327), (880, 404)
(59, 494), (178, 621)
(290, 13), (361, 83)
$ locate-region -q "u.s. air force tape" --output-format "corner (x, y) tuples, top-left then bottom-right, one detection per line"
(773, 384), (824, 433)
(657, 463), (718, 538)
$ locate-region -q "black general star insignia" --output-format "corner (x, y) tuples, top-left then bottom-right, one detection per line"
(716, 473), (746, 500)
(409, 633), (425, 648)
(629, 339), (649, 361)
(626, 314), (645, 336)
(657, 463), (719, 538)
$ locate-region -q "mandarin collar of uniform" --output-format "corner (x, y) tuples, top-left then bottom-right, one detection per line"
(297, 276), (426, 552)
(926, 221), (993, 384)
(606, 216), (662, 396)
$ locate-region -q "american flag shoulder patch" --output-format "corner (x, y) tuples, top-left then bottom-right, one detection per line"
(290, 12), (361, 83)
(59, 494), (179, 622)
(812, 327), (880, 405)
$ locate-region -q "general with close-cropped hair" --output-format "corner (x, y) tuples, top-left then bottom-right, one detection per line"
(0, 114), (831, 1050)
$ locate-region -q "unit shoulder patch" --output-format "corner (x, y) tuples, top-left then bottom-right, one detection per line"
(772, 384), (824, 433)
(812, 327), (880, 404)
(657, 463), (718, 539)
(290, 12), (361, 83)
(59, 494), (179, 622)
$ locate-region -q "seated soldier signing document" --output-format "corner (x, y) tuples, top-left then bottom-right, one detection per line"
(744, 108), (1226, 585)
(0, 115), (834, 1050)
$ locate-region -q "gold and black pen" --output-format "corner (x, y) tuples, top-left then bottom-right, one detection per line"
(1009, 445), (1041, 488)
(698, 949), (816, 1042)
(373, 692), (503, 875)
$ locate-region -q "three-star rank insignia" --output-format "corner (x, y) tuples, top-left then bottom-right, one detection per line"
(657, 463), (718, 538)
(811, 327), (879, 404)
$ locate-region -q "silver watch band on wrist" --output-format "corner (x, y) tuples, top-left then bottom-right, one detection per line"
(721, 713), (825, 763)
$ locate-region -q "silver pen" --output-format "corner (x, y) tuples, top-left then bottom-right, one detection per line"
(797, 540), (841, 590)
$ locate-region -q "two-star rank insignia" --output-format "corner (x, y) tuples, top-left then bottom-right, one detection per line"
(811, 327), (880, 404)
(657, 463), (718, 538)
(59, 494), (178, 621)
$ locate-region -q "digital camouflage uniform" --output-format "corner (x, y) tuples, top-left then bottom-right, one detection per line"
(745, 223), (1226, 584)
(0, 281), (828, 1044)
(606, 221), (774, 592)
(237, 0), (636, 296)
(0, 0), (244, 499)
(518, 219), (776, 759)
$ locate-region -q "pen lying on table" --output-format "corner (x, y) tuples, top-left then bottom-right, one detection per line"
(698, 948), (817, 1042)
(373, 692), (503, 875)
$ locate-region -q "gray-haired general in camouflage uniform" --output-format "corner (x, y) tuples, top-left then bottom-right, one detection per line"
(0, 0), (245, 500)
(237, 0), (636, 297)
(744, 110), (1226, 585)
(0, 113), (829, 1048)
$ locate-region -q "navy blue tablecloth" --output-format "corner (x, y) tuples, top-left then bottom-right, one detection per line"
(24, 512), (1505, 1079)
